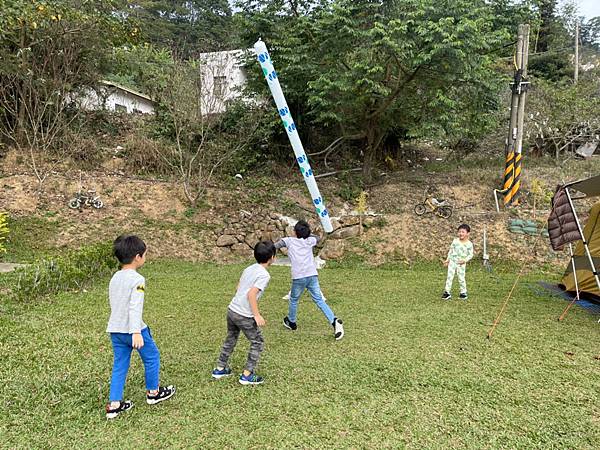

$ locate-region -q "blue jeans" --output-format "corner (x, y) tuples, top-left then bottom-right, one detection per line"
(109, 327), (160, 402)
(288, 276), (335, 324)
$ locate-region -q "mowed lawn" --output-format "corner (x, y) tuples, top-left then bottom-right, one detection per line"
(1, 261), (599, 449)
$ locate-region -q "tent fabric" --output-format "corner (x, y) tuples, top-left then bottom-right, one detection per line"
(547, 186), (583, 251)
(564, 174), (600, 197)
(560, 202), (600, 299)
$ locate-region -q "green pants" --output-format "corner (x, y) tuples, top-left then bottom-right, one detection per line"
(445, 260), (467, 294)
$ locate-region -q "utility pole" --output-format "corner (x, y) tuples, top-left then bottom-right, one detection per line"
(510, 24), (530, 206)
(501, 24), (530, 207)
(574, 21), (579, 83)
(501, 26), (524, 199)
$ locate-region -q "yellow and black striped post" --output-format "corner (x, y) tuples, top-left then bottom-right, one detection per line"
(504, 152), (522, 205)
(502, 151), (515, 204)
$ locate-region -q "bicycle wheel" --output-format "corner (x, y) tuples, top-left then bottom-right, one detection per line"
(68, 199), (81, 209)
(92, 199), (104, 209)
(438, 206), (452, 219)
(414, 204), (427, 215)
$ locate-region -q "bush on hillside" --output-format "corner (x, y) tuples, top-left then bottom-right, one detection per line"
(7, 242), (117, 302)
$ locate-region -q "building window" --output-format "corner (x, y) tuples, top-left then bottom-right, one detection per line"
(213, 76), (226, 98)
(114, 103), (127, 113)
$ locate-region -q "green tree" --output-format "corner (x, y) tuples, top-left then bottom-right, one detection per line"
(526, 73), (600, 159)
(0, 0), (133, 184)
(239, 0), (508, 180)
(115, 0), (236, 55)
(527, 0), (575, 81)
(581, 16), (600, 50)
(106, 43), (175, 95)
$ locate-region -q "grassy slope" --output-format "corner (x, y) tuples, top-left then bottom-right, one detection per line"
(1, 262), (599, 449)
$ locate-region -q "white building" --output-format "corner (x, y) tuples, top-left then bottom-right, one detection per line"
(198, 49), (249, 115)
(78, 80), (155, 114)
(78, 51), (251, 116)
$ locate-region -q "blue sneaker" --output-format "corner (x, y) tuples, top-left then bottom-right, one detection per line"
(211, 367), (232, 379)
(239, 372), (264, 385)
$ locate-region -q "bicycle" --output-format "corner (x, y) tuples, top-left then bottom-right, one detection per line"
(68, 189), (104, 209)
(414, 196), (453, 219)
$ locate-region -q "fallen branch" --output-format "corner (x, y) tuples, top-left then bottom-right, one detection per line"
(315, 168), (361, 179)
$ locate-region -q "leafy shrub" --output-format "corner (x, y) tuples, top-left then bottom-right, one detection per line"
(0, 212), (8, 254)
(7, 242), (118, 302)
(123, 133), (175, 176)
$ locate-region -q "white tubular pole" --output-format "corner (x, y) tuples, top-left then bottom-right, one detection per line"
(254, 39), (333, 233)
(483, 226), (489, 262)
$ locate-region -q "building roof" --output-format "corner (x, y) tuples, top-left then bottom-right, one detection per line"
(100, 80), (154, 103)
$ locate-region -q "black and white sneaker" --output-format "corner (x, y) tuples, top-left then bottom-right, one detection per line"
(459, 292), (468, 300)
(441, 291), (451, 300)
(146, 385), (176, 405)
(106, 400), (133, 419)
(283, 316), (297, 331)
(333, 318), (344, 341)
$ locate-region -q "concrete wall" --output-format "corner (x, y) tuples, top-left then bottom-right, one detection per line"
(198, 50), (248, 115)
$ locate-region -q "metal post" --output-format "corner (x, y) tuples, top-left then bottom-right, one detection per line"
(574, 22), (579, 84)
(565, 187), (600, 292)
(483, 226), (491, 271)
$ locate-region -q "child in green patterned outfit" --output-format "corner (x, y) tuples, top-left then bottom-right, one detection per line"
(442, 224), (474, 300)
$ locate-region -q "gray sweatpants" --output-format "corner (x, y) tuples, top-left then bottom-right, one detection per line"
(217, 309), (264, 373)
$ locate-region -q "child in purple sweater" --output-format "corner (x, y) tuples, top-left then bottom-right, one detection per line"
(275, 220), (344, 340)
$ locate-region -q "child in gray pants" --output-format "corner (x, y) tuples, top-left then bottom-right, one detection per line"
(211, 241), (276, 385)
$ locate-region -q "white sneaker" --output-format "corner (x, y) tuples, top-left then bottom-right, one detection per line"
(283, 291), (327, 301)
(333, 318), (344, 341)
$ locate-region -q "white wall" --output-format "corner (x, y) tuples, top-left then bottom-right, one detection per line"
(78, 87), (155, 114)
(198, 49), (248, 115)
(105, 90), (155, 114)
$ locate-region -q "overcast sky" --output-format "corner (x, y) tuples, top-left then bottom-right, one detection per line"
(564, 0), (600, 20)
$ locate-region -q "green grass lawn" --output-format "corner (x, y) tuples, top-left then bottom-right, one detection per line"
(1, 262), (599, 449)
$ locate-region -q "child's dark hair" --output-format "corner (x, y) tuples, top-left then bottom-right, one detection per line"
(254, 240), (276, 263)
(294, 220), (311, 239)
(458, 224), (471, 233)
(114, 235), (147, 264)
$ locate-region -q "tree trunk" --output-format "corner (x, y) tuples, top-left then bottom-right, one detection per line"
(362, 121), (382, 183)
(16, 23), (27, 145)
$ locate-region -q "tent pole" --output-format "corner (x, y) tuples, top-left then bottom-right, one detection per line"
(565, 187), (600, 293)
(558, 243), (581, 321)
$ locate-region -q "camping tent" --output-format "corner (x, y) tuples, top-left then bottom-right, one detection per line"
(560, 202), (600, 300)
(549, 174), (600, 301)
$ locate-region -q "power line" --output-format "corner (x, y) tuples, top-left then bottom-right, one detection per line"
(497, 46), (573, 60)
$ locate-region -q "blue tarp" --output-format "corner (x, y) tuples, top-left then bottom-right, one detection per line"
(534, 282), (600, 315)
